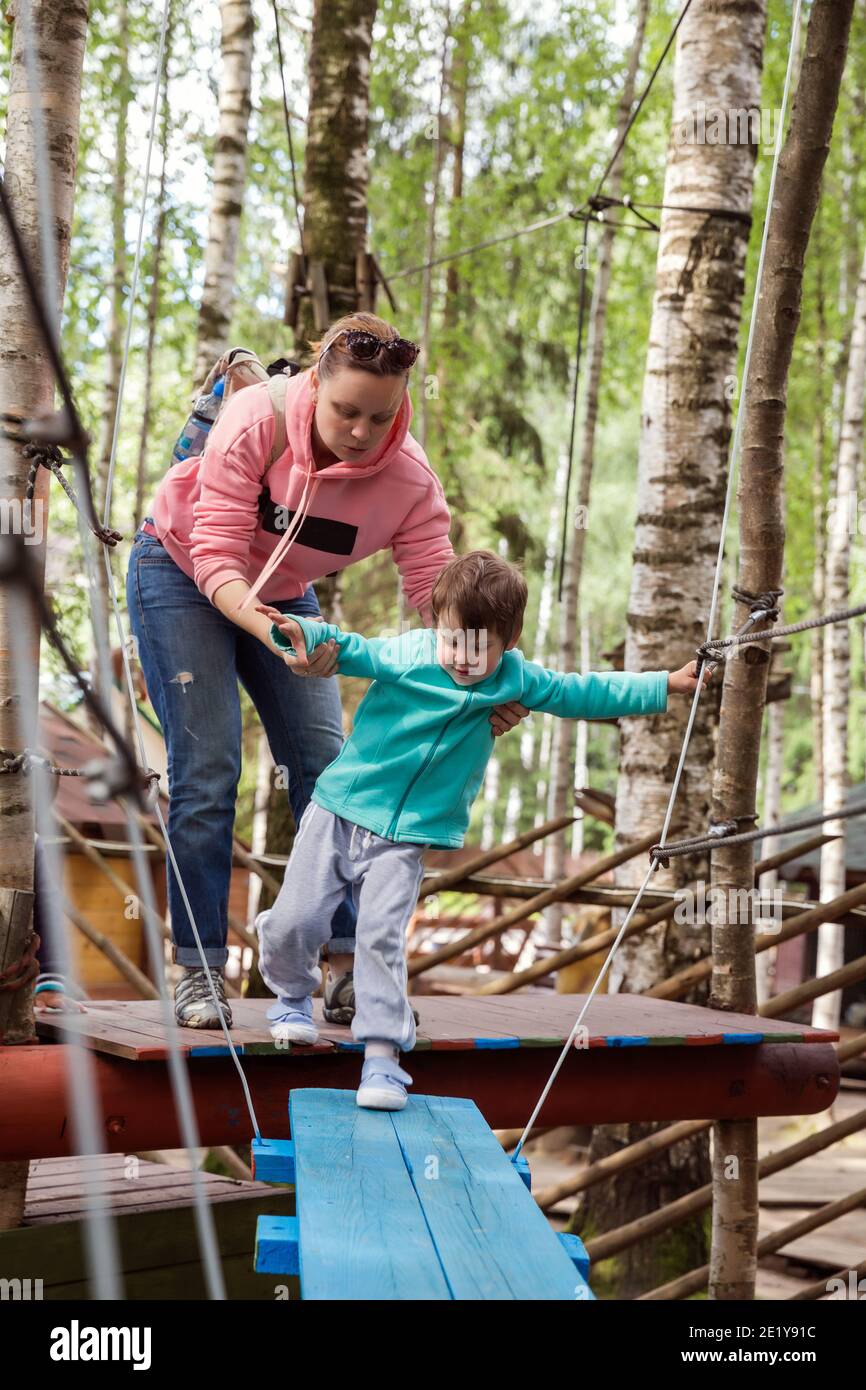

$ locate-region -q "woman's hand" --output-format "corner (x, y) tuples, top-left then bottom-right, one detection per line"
(668, 660), (714, 695)
(489, 701), (530, 737)
(254, 603), (340, 677)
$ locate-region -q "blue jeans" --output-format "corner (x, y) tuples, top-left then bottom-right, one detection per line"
(125, 522), (357, 968)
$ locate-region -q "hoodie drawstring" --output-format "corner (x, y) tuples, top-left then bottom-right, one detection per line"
(238, 464), (322, 612)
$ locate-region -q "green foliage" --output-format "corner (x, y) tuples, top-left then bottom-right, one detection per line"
(8, 0), (864, 841)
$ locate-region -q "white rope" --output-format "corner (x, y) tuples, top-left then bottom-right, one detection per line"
(513, 0), (805, 1162)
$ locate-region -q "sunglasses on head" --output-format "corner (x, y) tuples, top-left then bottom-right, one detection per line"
(319, 328), (419, 369)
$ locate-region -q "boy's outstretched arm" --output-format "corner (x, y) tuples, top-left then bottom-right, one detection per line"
(256, 605), (402, 681)
(520, 658), (713, 720)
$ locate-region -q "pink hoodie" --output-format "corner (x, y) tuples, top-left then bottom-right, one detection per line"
(146, 367), (454, 624)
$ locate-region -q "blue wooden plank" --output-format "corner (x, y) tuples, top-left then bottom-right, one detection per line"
(606, 1036), (650, 1047)
(251, 1137), (296, 1184)
(390, 1094), (588, 1300)
(557, 1232), (592, 1286)
(512, 1154), (531, 1191)
(723, 1033), (764, 1044)
(255, 1215), (300, 1275)
(289, 1089), (453, 1301)
(473, 1037), (520, 1049)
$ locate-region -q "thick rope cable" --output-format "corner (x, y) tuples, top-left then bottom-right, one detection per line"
(512, 0), (805, 1163)
(700, 600), (866, 654)
(651, 798), (866, 865)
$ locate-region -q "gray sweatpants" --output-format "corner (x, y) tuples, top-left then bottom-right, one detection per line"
(257, 802), (428, 1051)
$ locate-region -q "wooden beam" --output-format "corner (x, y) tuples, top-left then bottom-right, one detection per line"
(408, 829), (666, 978)
(418, 813), (577, 898)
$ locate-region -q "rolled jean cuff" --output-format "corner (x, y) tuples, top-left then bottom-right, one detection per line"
(324, 937), (356, 956)
(173, 945), (229, 969)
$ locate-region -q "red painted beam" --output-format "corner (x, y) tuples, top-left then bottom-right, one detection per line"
(0, 1042), (838, 1160)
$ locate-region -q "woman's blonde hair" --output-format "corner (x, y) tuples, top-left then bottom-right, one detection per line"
(309, 312), (413, 382)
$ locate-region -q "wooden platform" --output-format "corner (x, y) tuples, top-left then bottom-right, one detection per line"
(3, 993), (839, 1159)
(254, 1089), (594, 1300)
(34, 991), (837, 1061)
(0, 1154), (294, 1300)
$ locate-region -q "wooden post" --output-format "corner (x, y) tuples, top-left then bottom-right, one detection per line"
(707, 0), (855, 1300)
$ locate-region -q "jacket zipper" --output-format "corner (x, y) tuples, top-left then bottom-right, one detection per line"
(386, 690), (474, 839)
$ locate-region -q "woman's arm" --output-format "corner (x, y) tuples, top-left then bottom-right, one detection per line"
(213, 578), (339, 674)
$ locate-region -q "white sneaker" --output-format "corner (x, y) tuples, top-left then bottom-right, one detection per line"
(356, 1056), (413, 1111)
(266, 997), (319, 1045)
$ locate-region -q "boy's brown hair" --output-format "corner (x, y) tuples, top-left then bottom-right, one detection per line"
(430, 550), (528, 643)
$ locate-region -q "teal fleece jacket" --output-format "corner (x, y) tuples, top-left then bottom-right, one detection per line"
(271, 616), (669, 850)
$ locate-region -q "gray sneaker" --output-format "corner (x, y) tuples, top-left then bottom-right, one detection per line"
(322, 969), (419, 1027)
(174, 965), (232, 1029)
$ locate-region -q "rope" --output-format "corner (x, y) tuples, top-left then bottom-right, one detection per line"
(650, 799), (866, 867)
(587, 0), (695, 202)
(1, 750), (83, 777)
(512, 0), (806, 1163)
(699, 600), (866, 658)
(0, 932), (40, 994)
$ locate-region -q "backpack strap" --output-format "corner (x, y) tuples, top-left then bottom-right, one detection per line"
(264, 361), (302, 472)
(266, 373), (290, 472)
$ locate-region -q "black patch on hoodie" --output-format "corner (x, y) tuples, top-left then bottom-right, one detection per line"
(257, 485), (358, 555)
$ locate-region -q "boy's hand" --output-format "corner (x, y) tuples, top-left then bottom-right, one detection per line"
(254, 603), (339, 678)
(668, 660), (714, 695)
(489, 700), (530, 737)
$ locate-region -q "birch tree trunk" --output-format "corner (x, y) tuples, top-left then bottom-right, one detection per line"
(813, 240), (866, 1030)
(134, 0), (175, 532)
(0, 0), (88, 1227)
(89, 0), (130, 724)
(193, 0), (254, 387)
(709, 0), (854, 1298)
(417, 9), (452, 451)
(575, 0), (768, 1299)
(811, 213), (829, 802)
(541, 0), (649, 946)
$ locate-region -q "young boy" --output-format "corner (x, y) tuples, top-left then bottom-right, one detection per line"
(253, 550), (711, 1111)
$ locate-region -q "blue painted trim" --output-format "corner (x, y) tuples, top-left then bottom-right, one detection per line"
(188, 1044), (243, 1057)
(606, 1036), (650, 1047)
(252, 1137), (296, 1184)
(473, 1037), (520, 1049)
(255, 1214), (299, 1275)
(512, 1154), (531, 1191)
(722, 1033), (765, 1044)
(557, 1233), (594, 1298)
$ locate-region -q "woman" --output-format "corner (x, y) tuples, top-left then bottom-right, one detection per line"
(127, 312), (527, 1028)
